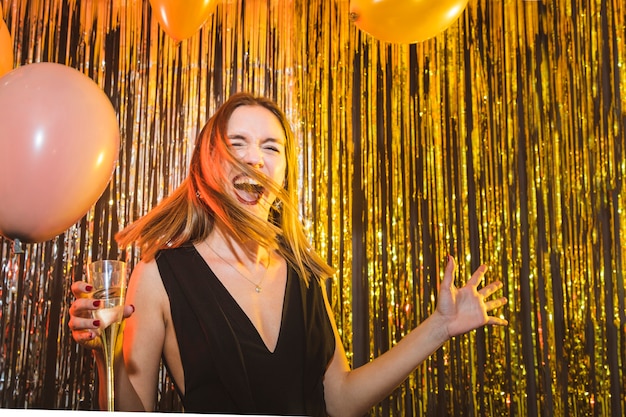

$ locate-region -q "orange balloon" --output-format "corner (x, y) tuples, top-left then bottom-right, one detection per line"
(0, 4), (13, 77)
(0, 63), (120, 243)
(149, 0), (218, 41)
(350, 0), (470, 43)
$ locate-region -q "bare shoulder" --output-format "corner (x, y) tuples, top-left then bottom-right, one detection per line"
(129, 259), (161, 286)
(126, 259), (168, 314)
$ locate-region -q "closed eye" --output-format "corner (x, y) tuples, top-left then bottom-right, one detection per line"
(263, 138), (284, 153)
(227, 135), (247, 148)
(227, 135), (284, 153)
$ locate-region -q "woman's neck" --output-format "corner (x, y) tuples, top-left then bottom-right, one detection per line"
(207, 224), (270, 268)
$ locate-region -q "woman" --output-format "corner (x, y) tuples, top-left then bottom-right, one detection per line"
(69, 92), (508, 416)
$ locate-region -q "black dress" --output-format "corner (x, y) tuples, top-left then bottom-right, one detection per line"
(156, 244), (335, 416)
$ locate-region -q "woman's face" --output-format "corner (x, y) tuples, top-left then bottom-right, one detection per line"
(224, 105), (287, 219)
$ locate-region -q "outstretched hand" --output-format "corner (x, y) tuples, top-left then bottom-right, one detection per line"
(435, 256), (508, 338)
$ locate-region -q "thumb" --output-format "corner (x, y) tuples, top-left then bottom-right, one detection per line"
(441, 255), (456, 289)
(123, 304), (135, 319)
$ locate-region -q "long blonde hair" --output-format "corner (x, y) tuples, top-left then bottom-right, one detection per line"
(116, 92), (334, 283)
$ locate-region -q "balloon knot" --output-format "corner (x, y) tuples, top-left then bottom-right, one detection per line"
(12, 238), (24, 254)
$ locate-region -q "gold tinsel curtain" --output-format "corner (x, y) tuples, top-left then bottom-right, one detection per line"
(0, 0), (624, 416)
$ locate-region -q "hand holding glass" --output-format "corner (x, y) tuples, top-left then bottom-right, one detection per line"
(87, 260), (128, 412)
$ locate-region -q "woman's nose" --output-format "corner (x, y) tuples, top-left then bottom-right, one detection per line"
(241, 145), (264, 167)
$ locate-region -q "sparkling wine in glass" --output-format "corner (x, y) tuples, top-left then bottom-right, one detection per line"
(87, 260), (128, 412)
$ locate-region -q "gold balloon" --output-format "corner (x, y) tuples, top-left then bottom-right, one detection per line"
(349, 0), (470, 43)
(149, 0), (219, 42)
(0, 3), (13, 77)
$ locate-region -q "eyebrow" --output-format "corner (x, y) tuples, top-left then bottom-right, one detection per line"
(263, 137), (286, 145)
(227, 134), (285, 145)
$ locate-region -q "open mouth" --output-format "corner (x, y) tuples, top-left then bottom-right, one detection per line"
(233, 175), (265, 205)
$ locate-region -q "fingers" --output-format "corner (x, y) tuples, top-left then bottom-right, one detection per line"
(478, 279), (507, 306)
(481, 281), (508, 327)
(467, 264), (487, 287)
(71, 281), (94, 298)
(485, 295), (507, 310)
(69, 281), (101, 346)
(68, 315), (101, 333)
(486, 315), (509, 326)
(68, 311), (101, 346)
(74, 330), (98, 343)
(68, 303), (134, 349)
(479, 280), (504, 298)
(450, 259), (509, 328)
(469, 265), (507, 304)
(68, 299), (101, 328)
(69, 296), (102, 318)
(485, 298), (509, 326)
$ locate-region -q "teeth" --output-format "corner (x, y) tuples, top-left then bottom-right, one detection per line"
(235, 183), (264, 194)
(233, 177), (264, 194)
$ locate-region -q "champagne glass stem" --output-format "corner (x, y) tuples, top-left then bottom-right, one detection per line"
(101, 324), (120, 411)
(105, 355), (114, 411)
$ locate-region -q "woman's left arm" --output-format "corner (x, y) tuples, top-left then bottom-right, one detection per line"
(322, 256), (508, 417)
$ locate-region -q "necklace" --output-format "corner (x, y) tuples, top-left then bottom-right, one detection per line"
(205, 242), (269, 293)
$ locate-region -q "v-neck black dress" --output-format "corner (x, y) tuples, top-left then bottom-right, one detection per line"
(156, 244), (335, 416)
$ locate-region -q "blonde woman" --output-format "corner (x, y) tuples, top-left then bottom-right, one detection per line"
(69, 92), (508, 416)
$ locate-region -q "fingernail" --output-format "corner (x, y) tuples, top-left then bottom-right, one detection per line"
(130, 304), (136, 313)
(93, 300), (101, 307)
(85, 285), (93, 292)
(93, 320), (101, 327)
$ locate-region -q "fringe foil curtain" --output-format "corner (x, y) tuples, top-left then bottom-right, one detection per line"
(0, 0), (624, 415)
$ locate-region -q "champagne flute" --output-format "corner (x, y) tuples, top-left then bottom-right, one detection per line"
(87, 260), (128, 412)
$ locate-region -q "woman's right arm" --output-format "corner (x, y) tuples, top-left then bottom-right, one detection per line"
(69, 259), (168, 411)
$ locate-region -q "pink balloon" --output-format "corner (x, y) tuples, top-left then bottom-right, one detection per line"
(0, 62), (120, 243)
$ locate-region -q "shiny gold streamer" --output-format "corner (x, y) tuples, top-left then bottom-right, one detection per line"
(0, 0), (624, 415)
